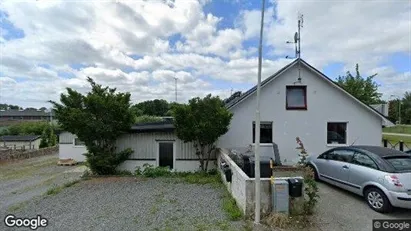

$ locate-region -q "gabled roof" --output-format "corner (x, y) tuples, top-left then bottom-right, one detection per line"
(226, 58), (394, 126)
(0, 135), (41, 142)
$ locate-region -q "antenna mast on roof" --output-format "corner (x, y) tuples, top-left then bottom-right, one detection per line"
(286, 13), (303, 59)
(286, 13), (304, 83)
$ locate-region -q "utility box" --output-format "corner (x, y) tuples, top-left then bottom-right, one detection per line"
(272, 179), (289, 214)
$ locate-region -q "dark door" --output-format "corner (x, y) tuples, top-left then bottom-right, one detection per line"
(159, 142), (174, 169)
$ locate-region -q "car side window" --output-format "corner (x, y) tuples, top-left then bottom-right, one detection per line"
(318, 152), (330, 159)
(352, 152), (378, 169)
(329, 149), (354, 162)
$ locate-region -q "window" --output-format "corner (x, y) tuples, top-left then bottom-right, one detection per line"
(384, 156), (411, 172)
(286, 86), (307, 110)
(252, 122), (273, 143)
(327, 122), (347, 144)
(352, 152), (378, 169)
(328, 149), (354, 162)
(74, 138), (85, 146)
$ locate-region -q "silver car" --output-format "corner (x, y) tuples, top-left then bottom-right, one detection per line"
(307, 146), (411, 213)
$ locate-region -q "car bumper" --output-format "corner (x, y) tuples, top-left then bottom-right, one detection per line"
(388, 191), (411, 209)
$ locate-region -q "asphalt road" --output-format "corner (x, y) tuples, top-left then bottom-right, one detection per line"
(314, 182), (411, 231)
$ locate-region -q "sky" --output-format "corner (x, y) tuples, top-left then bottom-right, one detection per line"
(0, 0), (410, 108)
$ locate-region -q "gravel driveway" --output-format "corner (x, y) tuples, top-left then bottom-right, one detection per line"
(0, 154), (86, 212)
(1, 177), (248, 231)
(314, 182), (411, 231)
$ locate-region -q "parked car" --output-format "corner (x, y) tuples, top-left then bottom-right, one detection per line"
(307, 146), (411, 213)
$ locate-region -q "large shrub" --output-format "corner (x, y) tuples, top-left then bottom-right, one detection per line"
(50, 77), (134, 175)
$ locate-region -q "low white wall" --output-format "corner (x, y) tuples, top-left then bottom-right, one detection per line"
(59, 144), (87, 162)
(218, 148), (272, 217)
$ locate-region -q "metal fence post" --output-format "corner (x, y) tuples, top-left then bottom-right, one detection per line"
(383, 139), (388, 148)
(399, 141), (404, 152)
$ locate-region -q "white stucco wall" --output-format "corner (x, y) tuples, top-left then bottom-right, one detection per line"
(59, 132), (87, 162)
(218, 149), (272, 216)
(218, 63), (382, 164)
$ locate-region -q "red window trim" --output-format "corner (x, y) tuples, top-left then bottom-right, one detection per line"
(286, 85), (307, 110)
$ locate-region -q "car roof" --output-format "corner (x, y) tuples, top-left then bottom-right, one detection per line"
(350, 145), (407, 157)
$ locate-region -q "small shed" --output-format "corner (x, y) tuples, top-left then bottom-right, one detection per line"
(0, 135), (41, 150)
(59, 131), (87, 162)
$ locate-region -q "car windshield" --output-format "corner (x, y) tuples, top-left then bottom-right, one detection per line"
(384, 156), (411, 172)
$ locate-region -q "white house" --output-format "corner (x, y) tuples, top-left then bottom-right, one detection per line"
(59, 122), (213, 171)
(218, 58), (393, 164)
(59, 58), (393, 171)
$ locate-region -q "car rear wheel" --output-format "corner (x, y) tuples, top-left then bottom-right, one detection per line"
(364, 187), (392, 213)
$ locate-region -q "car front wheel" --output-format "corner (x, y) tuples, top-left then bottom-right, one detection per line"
(364, 187), (392, 213)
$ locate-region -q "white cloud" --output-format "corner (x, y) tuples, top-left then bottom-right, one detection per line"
(0, 0), (409, 108)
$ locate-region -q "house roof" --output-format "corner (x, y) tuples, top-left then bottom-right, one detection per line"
(130, 121), (175, 133)
(0, 135), (41, 142)
(226, 58), (394, 126)
(0, 109), (54, 117)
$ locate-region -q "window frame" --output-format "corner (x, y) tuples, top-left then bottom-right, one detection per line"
(326, 122), (348, 146)
(351, 151), (379, 170)
(252, 121), (273, 144)
(286, 85), (307, 110)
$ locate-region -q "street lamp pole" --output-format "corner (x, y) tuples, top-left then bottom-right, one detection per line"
(254, 0), (266, 224)
(390, 95), (401, 124)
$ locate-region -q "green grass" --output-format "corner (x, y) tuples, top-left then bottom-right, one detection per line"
(383, 134), (411, 145)
(7, 201), (28, 213)
(383, 125), (411, 134)
(45, 179), (81, 196)
(221, 190), (243, 221)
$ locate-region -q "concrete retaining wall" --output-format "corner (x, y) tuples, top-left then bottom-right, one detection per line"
(217, 148), (272, 217)
(0, 146), (58, 161)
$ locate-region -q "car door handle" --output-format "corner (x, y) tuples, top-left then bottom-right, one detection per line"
(342, 165), (349, 169)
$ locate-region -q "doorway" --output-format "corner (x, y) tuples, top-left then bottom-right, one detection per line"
(157, 142), (174, 169)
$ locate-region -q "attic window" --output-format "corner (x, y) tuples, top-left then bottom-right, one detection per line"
(286, 86), (307, 110)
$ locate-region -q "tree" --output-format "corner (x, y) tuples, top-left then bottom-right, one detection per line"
(0, 104), (21, 110)
(336, 64), (382, 105)
(388, 92), (411, 125)
(39, 129), (49, 148)
(132, 99), (170, 116)
(401, 92), (411, 124)
(50, 77), (134, 175)
(172, 94), (233, 171)
(48, 128), (57, 146)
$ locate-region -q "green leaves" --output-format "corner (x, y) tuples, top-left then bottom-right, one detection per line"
(173, 94), (233, 171)
(336, 64), (382, 105)
(50, 77), (134, 175)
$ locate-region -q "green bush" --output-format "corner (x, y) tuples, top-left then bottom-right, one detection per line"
(135, 164), (172, 177)
(4, 121), (61, 136)
(134, 115), (163, 124)
(84, 148), (133, 175)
